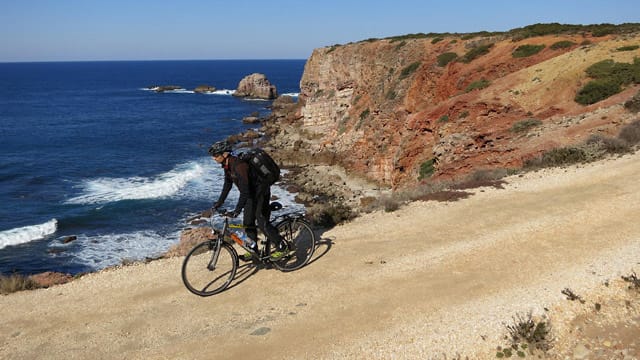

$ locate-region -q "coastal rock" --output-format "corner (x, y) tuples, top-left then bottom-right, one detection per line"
(163, 227), (212, 258)
(234, 73), (278, 99)
(147, 85), (182, 93)
(62, 235), (77, 244)
(194, 85), (216, 93)
(28, 272), (73, 288)
(242, 116), (260, 124)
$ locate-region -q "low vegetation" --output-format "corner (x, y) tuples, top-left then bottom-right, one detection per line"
(437, 52), (458, 67)
(510, 119), (542, 133)
(418, 158), (436, 180)
(0, 274), (41, 295)
(497, 312), (552, 358)
(512, 44), (545, 58)
(617, 45), (639, 52)
(575, 58), (640, 105)
(622, 271), (640, 291)
(525, 120), (640, 169)
(399, 61), (422, 79)
(465, 78), (490, 92)
(461, 44), (493, 63)
(550, 40), (576, 50)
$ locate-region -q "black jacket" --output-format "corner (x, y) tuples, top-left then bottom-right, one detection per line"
(215, 155), (254, 214)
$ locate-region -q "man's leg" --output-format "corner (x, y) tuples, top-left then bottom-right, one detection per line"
(255, 183), (285, 251)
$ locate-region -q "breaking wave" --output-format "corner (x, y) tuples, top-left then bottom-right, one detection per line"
(65, 162), (205, 205)
(0, 219), (58, 250)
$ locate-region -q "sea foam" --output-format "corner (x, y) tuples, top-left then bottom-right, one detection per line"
(66, 162), (205, 205)
(51, 229), (179, 270)
(0, 219), (58, 249)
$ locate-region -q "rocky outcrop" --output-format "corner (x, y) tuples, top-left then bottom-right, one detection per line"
(234, 73), (278, 99)
(265, 29), (640, 189)
(29, 272), (73, 288)
(163, 227), (212, 258)
(194, 85), (216, 93)
(147, 85), (182, 92)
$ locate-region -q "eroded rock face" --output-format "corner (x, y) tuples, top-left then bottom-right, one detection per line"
(269, 32), (640, 189)
(234, 73), (278, 99)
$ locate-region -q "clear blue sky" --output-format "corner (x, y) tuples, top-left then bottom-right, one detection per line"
(1, 0), (638, 62)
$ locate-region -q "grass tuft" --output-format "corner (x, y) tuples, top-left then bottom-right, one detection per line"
(0, 274), (41, 295)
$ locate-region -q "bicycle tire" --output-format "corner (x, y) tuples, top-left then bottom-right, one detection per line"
(181, 241), (238, 296)
(271, 217), (316, 272)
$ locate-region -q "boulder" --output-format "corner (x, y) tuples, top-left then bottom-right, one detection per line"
(234, 73), (278, 99)
(29, 272), (73, 288)
(147, 85), (182, 93)
(163, 227), (213, 258)
(194, 85), (216, 93)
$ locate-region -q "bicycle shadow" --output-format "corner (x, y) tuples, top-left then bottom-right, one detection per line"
(224, 227), (335, 292)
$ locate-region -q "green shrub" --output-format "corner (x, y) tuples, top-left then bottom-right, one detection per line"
(617, 45), (639, 51)
(359, 108), (370, 121)
(431, 37), (444, 44)
(512, 44), (545, 58)
(525, 147), (587, 168)
(575, 79), (622, 105)
(0, 274), (41, 294)
(437, 52), (458, 67)
(550, 40), (576, 50)
(459, 110), (469, 119)
(503, 312), (553, 354)
(399, 62), (421, 79)
(511, 119), (542, 133)
(418, 158), (436, 180)
(461, 44), (493, 63)
(438, 115), (449, 123)
(465, 78), (490, 92)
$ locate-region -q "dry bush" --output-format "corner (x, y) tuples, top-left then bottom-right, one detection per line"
(0, 274), (41, 295)
(618, 119), (640, 146)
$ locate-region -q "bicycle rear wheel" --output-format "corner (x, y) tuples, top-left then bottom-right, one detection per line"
(271, 218), (316, 272)
(182, 241), (238, 296)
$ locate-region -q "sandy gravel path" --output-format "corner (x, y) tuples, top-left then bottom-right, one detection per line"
(1, 152), (639, 359)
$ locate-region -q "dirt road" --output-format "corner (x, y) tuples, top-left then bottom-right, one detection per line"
(1, 152), (639, 359)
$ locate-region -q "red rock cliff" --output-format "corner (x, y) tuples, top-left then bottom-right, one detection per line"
(270, 28), (640, 189)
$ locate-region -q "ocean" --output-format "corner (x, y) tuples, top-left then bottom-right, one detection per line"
(0, 59), (306, 276)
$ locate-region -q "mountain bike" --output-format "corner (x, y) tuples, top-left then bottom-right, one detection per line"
(181, 202), (316, 296)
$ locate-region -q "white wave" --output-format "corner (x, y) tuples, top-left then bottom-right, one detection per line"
(280, 92), (299, 98)
(53, 230), (179, 270)
(204, 89), (236, 96)
(65, 162), (205, 205)
(166, 89), (194, 94)
(0, 219), (58, 250)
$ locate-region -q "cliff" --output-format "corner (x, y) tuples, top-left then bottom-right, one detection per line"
(266, 24), (640, 190)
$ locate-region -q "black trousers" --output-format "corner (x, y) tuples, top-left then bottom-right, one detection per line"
(243, 182), (283, 248)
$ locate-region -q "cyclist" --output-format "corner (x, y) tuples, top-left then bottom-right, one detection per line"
(207, 140), (288, 261)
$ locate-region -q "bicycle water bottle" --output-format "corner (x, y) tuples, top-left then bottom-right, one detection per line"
(231, 231), (256, 249)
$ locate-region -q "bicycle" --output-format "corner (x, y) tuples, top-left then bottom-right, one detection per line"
(181, 202), (316, 296)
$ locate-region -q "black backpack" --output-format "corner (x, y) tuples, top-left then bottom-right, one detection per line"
(239, 148), (281, 185)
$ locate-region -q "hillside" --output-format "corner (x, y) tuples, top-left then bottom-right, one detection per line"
(263, 24), (640, 193)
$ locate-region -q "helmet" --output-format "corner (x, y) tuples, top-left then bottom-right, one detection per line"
(208, 140), (231, 156)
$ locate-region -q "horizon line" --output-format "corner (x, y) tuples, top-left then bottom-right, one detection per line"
(0, 58), (308, 65)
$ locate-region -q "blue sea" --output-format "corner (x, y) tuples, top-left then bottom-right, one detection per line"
(0, 59), (306, 276)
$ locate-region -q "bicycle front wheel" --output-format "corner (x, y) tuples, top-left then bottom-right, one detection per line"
(181, 241), (238, 296)
(271, 218), (316, 272)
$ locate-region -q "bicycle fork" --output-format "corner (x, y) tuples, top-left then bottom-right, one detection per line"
(207, 241), (223, 271)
